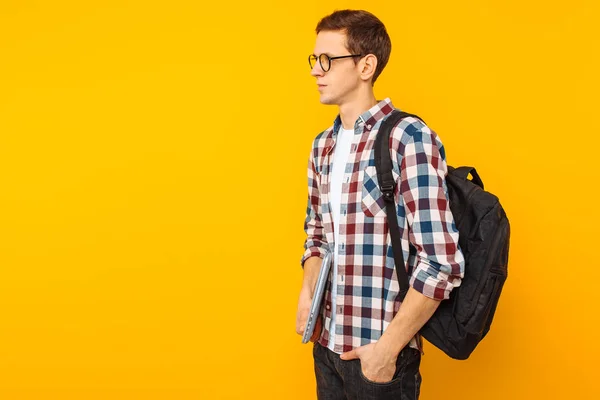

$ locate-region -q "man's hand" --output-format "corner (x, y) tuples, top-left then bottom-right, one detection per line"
(340, 342), (398, 383)
(295, 290), (322, 342)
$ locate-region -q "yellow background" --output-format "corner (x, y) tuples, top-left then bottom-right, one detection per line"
(1, 0), (598, 398)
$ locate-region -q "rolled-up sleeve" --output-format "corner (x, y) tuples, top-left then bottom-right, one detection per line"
(300, 143), (328, 268)
(398, 122), (465, 300)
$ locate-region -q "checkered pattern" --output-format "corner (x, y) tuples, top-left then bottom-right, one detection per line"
(301, 98), (465, 354)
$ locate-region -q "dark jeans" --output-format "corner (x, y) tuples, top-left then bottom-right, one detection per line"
(313, 341), (422, 400)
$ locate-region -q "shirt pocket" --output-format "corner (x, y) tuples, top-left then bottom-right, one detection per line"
(360, 165), (400, 218)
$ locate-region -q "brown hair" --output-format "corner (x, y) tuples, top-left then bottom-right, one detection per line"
(316, 9), (391, 85)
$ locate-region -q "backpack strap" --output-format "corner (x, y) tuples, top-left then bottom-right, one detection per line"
(451, 166), (484, 189)
(375, 110), (425, 302)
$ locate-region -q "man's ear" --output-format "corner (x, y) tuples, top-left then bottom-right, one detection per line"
(360, 54), (378, 83)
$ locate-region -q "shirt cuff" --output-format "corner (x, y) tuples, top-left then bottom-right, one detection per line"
(409, 260), (462, 301)
(300, 245), (328, 268)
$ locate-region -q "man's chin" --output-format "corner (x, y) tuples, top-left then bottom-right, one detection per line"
(319, 95), (337, 105)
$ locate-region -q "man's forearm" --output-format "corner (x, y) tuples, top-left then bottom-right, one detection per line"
(300, 256), (322, 298)
(377, 286), (442, 357)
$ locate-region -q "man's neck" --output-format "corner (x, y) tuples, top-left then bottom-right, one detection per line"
(339, 90), (378, 130)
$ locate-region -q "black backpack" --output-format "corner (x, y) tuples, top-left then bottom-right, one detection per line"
(375, 110), (510, 360)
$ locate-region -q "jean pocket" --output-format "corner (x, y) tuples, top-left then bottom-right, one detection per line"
(357, 346), (421, 386)
(360, 165), (400, 218)
(358, 361), (403, 386)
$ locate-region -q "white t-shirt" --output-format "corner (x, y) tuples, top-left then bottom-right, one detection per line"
(328, 126), (354, 353)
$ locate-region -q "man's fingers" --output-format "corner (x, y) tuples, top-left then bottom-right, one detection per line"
(296, 322), (305, 335)
(296, 307), (309, 335)
(340, 348), (360, 361)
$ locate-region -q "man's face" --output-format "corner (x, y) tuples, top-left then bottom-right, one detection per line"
(311, 30), (362, 106)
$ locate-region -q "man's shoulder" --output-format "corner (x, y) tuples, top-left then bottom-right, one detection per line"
(388, 113), (430, 138)
(387, 113), (443, 147)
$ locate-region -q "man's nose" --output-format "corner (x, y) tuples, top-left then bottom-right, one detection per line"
(310, 63), (324, 77)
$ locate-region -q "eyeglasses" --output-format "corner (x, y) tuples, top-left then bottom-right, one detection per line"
(308, 53), (363, 72)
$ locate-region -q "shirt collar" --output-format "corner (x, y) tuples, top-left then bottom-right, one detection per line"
(332, 97), (396, 134)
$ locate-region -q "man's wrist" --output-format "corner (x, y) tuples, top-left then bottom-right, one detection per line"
(377, 333), (406, 358)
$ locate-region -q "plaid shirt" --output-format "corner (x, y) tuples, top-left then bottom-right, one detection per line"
(300, 98), (465, 354)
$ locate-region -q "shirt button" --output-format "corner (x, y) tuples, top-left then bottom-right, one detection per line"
(326, 305), (330, 310)
(367, 124), (372, 129)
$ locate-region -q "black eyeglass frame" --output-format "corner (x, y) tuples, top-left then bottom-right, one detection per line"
(308, 53), (363, 72)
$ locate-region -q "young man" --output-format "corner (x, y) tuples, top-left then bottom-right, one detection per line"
(296, 9), (466, 400)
